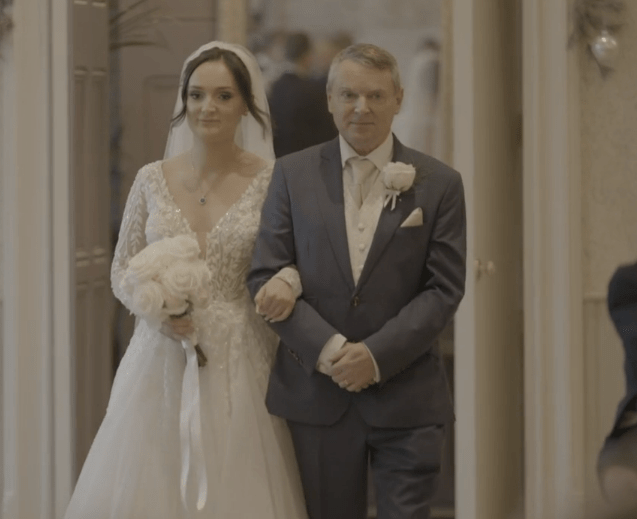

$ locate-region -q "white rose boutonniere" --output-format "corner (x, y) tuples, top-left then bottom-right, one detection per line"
(382, 162), (416, 210)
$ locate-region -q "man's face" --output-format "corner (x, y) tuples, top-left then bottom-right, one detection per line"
(327, 60), (403, 156)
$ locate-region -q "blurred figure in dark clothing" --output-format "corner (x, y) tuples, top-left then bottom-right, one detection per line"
(268, 32), (337, 157)
(251, 30), (288, 96)
(598, 261), (637, 507)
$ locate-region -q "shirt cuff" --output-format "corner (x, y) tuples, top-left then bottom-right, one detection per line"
(272, 266), (303, 299)
(316, 334), (347, 375)
(361, 342), (381, 383)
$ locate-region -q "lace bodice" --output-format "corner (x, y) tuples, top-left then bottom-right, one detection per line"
(111, 161), (275, 309)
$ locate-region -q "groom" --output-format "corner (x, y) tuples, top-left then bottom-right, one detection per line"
(248, 43), (466, 519)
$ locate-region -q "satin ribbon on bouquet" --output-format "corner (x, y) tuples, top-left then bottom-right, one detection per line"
(179, 337), (207, 511)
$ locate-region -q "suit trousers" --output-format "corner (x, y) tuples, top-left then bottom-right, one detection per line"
(287, 404), (445, 519)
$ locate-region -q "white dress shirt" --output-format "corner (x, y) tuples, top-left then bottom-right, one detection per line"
(315, 132), (394, 382)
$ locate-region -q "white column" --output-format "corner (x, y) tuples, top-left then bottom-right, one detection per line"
(523, 1), (585, 518)
(217, 0), (247, 46)
(452, 0), (477, 518)
(51, 0), (74, 515)
(1, 0), (73, 517)
(0, 3), (6, 508)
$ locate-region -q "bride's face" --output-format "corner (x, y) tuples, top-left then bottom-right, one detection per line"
(185, 60), (249, 144)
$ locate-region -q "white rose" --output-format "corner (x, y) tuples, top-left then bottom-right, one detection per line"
(381, 162), (416, 210)
(190, 284), (212, 309)
(126, 236), (201, 283)
(382, 162), (416, 192)
(129, 280), (166, 325)
(124, 249), (165, 286)
(158, 235), (201, 262)
(160, 260), (210, 302)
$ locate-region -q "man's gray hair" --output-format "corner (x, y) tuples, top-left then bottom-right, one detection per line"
(326, 43), (402, 93)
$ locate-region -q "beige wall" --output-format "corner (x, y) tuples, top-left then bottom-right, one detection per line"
(118, 0), (216, 197)
(580, 8), (637, 295)
(579, 0), (637, 499)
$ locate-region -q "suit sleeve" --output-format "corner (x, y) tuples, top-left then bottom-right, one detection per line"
(248, 160), (342, 375)
(608, 263), (637, 416)
(364, 172), (467, 382)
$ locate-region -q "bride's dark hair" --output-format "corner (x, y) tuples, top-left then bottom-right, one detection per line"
(171, 47), (269, 134)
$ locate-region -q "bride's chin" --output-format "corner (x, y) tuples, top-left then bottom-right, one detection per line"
(195, 130), (237, 147)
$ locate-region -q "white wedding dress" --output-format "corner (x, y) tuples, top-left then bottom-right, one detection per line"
(64, 161), (308, 519)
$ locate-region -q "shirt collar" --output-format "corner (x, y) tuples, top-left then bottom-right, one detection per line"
(339, 132), (394, 172)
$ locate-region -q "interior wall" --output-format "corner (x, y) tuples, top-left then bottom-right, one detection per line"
(0, 16), (5, 505)
(117, 0), (216, 201)
(578, 1), (637, 500)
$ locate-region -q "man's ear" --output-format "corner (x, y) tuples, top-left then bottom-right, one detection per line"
(327, 91), (334, 114)
(395, 87), (405, 113)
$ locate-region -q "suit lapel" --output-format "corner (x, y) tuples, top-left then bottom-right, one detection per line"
(313, 139), (355, 291)
(356, 138), (418, 290)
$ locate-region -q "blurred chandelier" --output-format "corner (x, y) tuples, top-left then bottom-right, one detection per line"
(569, 0), (626, 77)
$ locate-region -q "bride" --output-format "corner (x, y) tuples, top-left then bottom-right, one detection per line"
(63, 42), (308, 518)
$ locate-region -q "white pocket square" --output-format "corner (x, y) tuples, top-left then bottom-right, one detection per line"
(400, 207), (424, 228)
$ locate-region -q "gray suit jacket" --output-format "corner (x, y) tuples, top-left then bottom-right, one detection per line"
(248, 135), (466, 428)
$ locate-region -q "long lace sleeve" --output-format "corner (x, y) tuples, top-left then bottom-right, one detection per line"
(111, 167), (149, 309)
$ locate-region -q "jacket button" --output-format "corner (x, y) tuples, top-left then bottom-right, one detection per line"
(351, 296), (360, 307)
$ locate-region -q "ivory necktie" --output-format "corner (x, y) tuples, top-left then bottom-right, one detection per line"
(347, 157), (375, 209)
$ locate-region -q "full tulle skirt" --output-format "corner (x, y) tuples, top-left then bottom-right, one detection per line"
(64, 299), (308, 519)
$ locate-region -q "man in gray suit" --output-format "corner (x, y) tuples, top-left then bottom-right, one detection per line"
(248, 43), (466, 519)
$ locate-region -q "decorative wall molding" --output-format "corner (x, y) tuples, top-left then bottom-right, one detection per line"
(0, 4), (5, 507)
(523, 0), (585, 518)
(217, 0), (247, 45)
(51, 0), (73, 514)
(451, 0), (477, 517)
(584, 293), (608, 302)
(1, 0), (72, 517)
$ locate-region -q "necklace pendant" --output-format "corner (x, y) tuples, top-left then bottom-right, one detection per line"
(199, 197), (206, 205)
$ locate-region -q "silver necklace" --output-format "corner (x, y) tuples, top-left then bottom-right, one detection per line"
(198, 185), (214, 206)
(190, 156), (215, 205)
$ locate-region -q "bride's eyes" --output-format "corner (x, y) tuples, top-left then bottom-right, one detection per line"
(188, 91), (233, 101)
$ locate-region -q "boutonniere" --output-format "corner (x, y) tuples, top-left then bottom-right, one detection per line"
(382, 162), (416, 210)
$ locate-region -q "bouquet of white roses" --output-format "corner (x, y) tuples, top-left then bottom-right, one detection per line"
(119, 234), (211, 366)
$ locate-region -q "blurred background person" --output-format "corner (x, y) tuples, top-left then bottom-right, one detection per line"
(251, 29), (289, 95)
(392, 32), (442, 159)
(268, 31), (337, 157)
(598, 260), (637, 508)
(311, 32), (354, 84)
